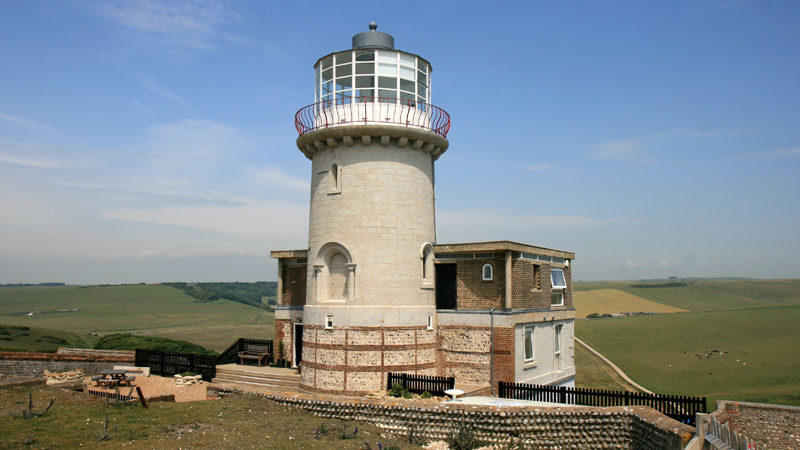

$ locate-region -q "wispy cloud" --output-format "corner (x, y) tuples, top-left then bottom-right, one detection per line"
(593, 129), (737, 163)
(0, 48), (10, 65)
(0, 139), (70, 169)
(624, 258), (677, 268)
(245, 165), (309, 191)
(94, 0), (240, 50)
(131, 99), (154, 115)
(137, 74), (194, 110)
(742, 146), (800, 160)
(0, 112), (59, 134)
(523, 164), (556, 172)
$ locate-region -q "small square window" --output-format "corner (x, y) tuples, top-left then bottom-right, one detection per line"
(551, 292), (564, 306)
(325, 314), (333, 329)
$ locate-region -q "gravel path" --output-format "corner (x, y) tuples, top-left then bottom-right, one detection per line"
(86, 375), (208, 402)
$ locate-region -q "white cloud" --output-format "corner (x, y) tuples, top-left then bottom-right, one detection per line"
(625, 260), (647, 268)
(0, 139), (70, 169)
(132, 99), (154, 115)
(523, 164), (556, 172)
(744, 146), (800, 159)
(137, 74), (194, 110)
(594, 140), (643, 160)
(658, 259), (677, 267)
(0, 112), (59, 134)
(245, 165), (309, 191)
(94, 0), (240, 50)
(593, 129), (736, 162)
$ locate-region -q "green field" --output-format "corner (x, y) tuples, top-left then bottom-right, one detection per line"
(575, 279), (800, 408)
(0, 324), (98, 352)
(574, 342), (637, 392)
(0, 285), (273, 351)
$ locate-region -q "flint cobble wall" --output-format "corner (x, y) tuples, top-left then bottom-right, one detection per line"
(0, 351), (134, 378)
(723, 401), (800, 449)
(218, 386), (690, 449)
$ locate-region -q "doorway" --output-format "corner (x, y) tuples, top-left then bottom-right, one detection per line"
(435, 263), (457, 309)
(293, 323), (303, 368)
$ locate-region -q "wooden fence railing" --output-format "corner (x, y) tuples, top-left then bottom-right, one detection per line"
(134, 349), (217, 381)
(216, 338), (274, 365)
(387, 373), (454, 397)
(498, 381), (706, 426)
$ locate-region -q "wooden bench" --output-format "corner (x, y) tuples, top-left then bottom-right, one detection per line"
(237, 345), (271, 366)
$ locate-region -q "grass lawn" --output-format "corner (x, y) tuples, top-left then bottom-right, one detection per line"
(573, 289), (686, 318)
(0, 385), (422, 449)
(0, 324), (99, 352)
(575, 305), (800, 408)
(574, 342), (637, 392)
(0, 285), (273, 351)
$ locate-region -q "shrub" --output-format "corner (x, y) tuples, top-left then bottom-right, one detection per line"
(388, 383), (409, 398)
(94, 334), (216, 355)
(447, 422), (478, 450)
(420, 391), (432, 399)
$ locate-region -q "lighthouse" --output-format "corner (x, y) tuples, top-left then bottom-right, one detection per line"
(272, 24), (576, 396)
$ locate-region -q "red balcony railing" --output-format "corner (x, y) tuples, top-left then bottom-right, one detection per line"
(295, 97), (451, 138)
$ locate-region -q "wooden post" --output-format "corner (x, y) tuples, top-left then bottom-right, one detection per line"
(136, 386), (148, 409)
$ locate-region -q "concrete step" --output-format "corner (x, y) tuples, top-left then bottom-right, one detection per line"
(211, 379), (300, 394)
(212, 373), (299, 387)
(216, 370), (299, 382)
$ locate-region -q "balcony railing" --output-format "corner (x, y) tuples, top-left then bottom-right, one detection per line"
(295, 97), (451, 138)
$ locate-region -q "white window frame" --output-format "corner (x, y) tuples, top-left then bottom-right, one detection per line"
(325, 314), (333, 329)
(550, 268), (567, 289)
(427, 314), (433, 330)
(555, 324), (563, 370)
(523, 325), (535, 363)
(551, 291), (564, 307)
(482, 263), (494, 281)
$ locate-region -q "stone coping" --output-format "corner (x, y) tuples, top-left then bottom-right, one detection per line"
(0, 351), (134, 363)
(434, 241), (574, 260)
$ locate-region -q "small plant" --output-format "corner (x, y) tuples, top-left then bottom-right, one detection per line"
(447, 422), (478, 450)
(21, 391), (55, 419)
(420, 390), (432, 399)
(338, 424), (358, 440)
(179, 371), (197, 377)
(388, 383), (412, 399)
(314, 423), (327, 440)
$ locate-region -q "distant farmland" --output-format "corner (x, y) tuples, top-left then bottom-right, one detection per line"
(574, 279), (800, 407)
(0, 285), (274, 351)
(573, 288), (687, 318)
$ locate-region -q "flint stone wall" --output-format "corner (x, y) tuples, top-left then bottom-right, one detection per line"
(0, 350), (134, 378)
(722, 400), (800, 450)
(219, 386), (692, 450)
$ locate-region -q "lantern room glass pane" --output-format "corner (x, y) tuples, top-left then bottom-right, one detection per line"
(322, 81), (332, 94)
(400, 91), (414, 104)
(378, 89), (397, 100)
(335, 64), (352, 78)
(321, 55), (333, 70)
(335, 51), (352, 64)
(322, 68), (333, 82)
(378, 76), (396, 88)
(417, 59), (427, 71)
(418, 71), (427, 86)
(355, 50), (374, 62)
(400, 53), (415, 67)
(336, 76), (352, 91)
(355, 89), (373, 100)
(378, 63), (396, 76)
(355, 76), (374, 88)
(399, 65), (415, 80)
(355, 63), (374, 74)
(400, 78), (415, 92)
(417, 82), (426, 97)
(377, 51), (396, 64)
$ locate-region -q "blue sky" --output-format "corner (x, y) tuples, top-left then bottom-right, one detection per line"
(1, 0), (798, 283)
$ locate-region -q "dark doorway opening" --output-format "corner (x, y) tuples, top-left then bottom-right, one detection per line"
(435, 263), (457, 309)
(293, 323), (303, 367)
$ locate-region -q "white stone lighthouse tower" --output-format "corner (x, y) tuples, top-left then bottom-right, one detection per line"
(291, 23), (450, 394)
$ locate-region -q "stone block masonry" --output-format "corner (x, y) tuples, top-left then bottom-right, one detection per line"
(721, 400), (800, 449)
(0, 350), (134, 378)
(218, 385), (693, 449)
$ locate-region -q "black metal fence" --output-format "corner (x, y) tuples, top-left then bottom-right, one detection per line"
(134, 349), (217, 381)
(387, 372), (455, 397)
(499, 381), (706, 426)
(216, 338), (274, 365)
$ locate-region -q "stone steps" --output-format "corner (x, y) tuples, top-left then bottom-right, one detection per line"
(212, 366), (300, 392)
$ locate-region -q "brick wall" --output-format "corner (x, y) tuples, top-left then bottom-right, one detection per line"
(282, 265), (307, 307)
(274, 319), (293, 363)
(456, 256), (505, 310)
(438, 325), (515, 388)
(218, 386), (691, 449)
(510, 260), (573, 310)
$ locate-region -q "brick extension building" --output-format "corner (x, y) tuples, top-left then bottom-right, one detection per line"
(271, 24), (576, 395)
